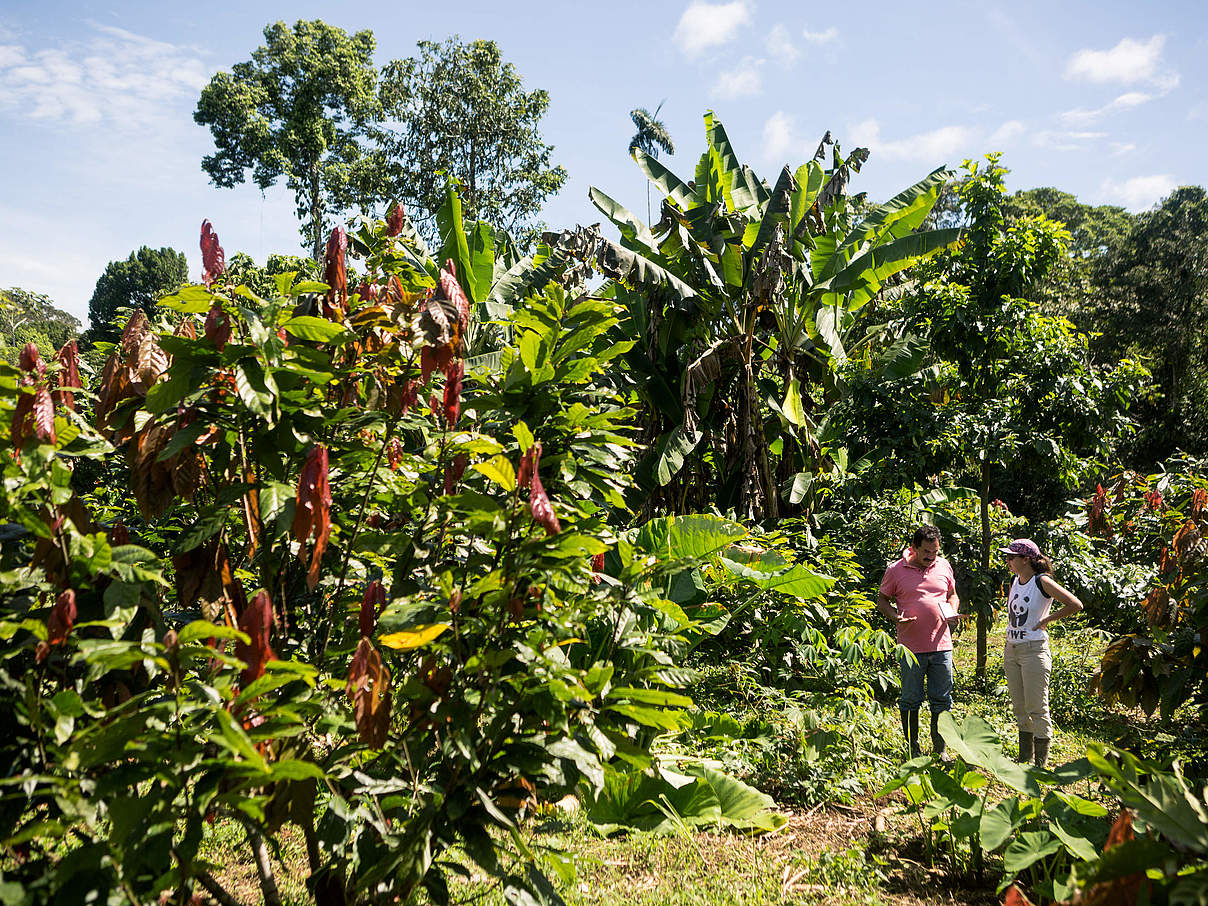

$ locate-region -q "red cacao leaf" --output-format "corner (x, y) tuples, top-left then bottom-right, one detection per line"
(323, 227), (348, 318)
(174, 541), (245, 627)
(235, 590), (275, 687)
(442, 360), (464, 426)
(10, 388), (34, 448)
(530, 470), (561, 535)
(439, 259), (471, 331)
(46, 589), (77, 646)
(292, 446), (332, 590)
(32, 386), (56, 444)
(19, 342), (45, 376)
(200, 220), (225, 287)
(360, 580), (386, 638)
(420, 345), (453, 385)
(135, 331), (169, 390)
(1003, 886), (1031, 906)
(386, 203), (405, 237)
(175, 316), (197, 340)
(443, 452), (468, 495)
(518, 442), (540, 490)
(204, 303), (231, 351)
(347, 637), (391, 748)
(1192, 488), (1208, 520)
(54, 341), (82, 411)
(591, 552), (605, 584)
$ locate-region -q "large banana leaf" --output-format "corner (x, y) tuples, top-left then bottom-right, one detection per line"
(436, 181), (476, 304)
(633, 147), (700, 211)
(468, 220), (495, 306)
(486, 246), (571, 314)
(589, 187), (657, 252)
(819, 227), (962, 298)
(789, 161), (825, 259)
(704, 112), (763, 213)
(591, 233), (700, 304)
(838, 166), (952, 257)
(745, 165), (797, 282)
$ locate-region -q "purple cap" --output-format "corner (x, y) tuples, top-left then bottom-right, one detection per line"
(998, 538), (1041, 558)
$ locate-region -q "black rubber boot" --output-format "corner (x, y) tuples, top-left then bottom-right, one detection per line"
(930, 710), (947, 758)
(1017, 731), (1034, 763)
(900, 709), (920, 758)
(1033, 737), (1050, 768)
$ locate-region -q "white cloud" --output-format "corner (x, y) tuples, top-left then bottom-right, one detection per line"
(1110, 142), (1137, 156)
(1060, 90), (1159, 124)
(673, 1), (751, 56)
(762, 111), (796, 162)
(850, 118), (975, 163)
(1033, 130), (1107, 152)
(1100, 174), (1177, 211)
(1065, 35), (1173, 85)
(712, 58), (762, 99)
(766, 23), (799, 66)
(802, 26), (839, 45)
(987, 120), (1025, 147)
(0, 24), (209, 131)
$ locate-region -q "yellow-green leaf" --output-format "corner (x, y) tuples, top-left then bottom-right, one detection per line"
(379, 623), (450, 650)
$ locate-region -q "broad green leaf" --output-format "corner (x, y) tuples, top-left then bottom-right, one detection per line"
(471, 455), (517, 492)
(437, 179), (475, 305)
(283, 316), (349, 343)
(589, 187), (656, 252)
(838, 166), (952, 256)
(607, 687), (693, 708)
(1003, 831), (1062, 874)
(158, 285), (214, 313)
(654, 426), (702, 487)
(980, 798), (1022, 852)
(379, 623), (450, 650)
(634, 514), (749, 562)
(632, 148), (699, 211)
(468, 220), (495, 305)
(781, 378), (807, 427)
(605, 702), (686, 731)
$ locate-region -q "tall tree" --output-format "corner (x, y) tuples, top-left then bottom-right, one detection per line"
(1093, 186), (1208, 461)
(86, 247), (187, 341)
(377, 37), (567, 245)
(194, 20), (381, 259)
(912, 156), (1145, 680)
(628, 102), (675, 224)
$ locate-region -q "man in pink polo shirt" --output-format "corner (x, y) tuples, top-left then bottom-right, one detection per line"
(877, 524), (962, 758)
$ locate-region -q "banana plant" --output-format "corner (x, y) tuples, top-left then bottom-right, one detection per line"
(483, 113), (960, 521)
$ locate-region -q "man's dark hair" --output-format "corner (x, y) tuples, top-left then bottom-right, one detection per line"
(911, 525), (942, 547)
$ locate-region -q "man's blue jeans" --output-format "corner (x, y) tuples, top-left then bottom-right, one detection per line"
(899, 649), (953, 714)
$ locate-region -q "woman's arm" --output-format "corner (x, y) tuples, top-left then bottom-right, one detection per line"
(1035, 576), (1083, 630)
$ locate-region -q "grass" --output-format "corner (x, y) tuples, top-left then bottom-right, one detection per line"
(202, 618), (1192, 905)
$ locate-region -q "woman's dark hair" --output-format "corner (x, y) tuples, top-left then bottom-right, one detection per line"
(1029, 553), (1054, 577)
(911, 524), (942, 547)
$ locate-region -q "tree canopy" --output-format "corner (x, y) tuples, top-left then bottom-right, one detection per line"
(0, 288), (80, 365)
(194, 20), (382, 260)
(86, 246), (187, 341)
(376, 36), (567, 245)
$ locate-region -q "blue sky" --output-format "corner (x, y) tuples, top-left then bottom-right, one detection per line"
(1, 0), (1205, 321)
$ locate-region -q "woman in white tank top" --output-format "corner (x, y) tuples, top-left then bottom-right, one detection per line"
(999, 538), (1084, 767)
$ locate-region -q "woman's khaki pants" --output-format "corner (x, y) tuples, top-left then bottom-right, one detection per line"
(1003, 639), (1052, 739)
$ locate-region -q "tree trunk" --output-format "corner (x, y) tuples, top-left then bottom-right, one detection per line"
(310, 163), (323, 261)
(976, 455), (991, 683)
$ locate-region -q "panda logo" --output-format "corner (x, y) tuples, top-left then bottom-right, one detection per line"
(1008, 591), (1030, 629)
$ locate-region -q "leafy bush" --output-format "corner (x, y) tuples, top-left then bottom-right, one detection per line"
(0, 202), (702, 905)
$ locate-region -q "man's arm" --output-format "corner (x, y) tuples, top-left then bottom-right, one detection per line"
(877, 591), (916, 624)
